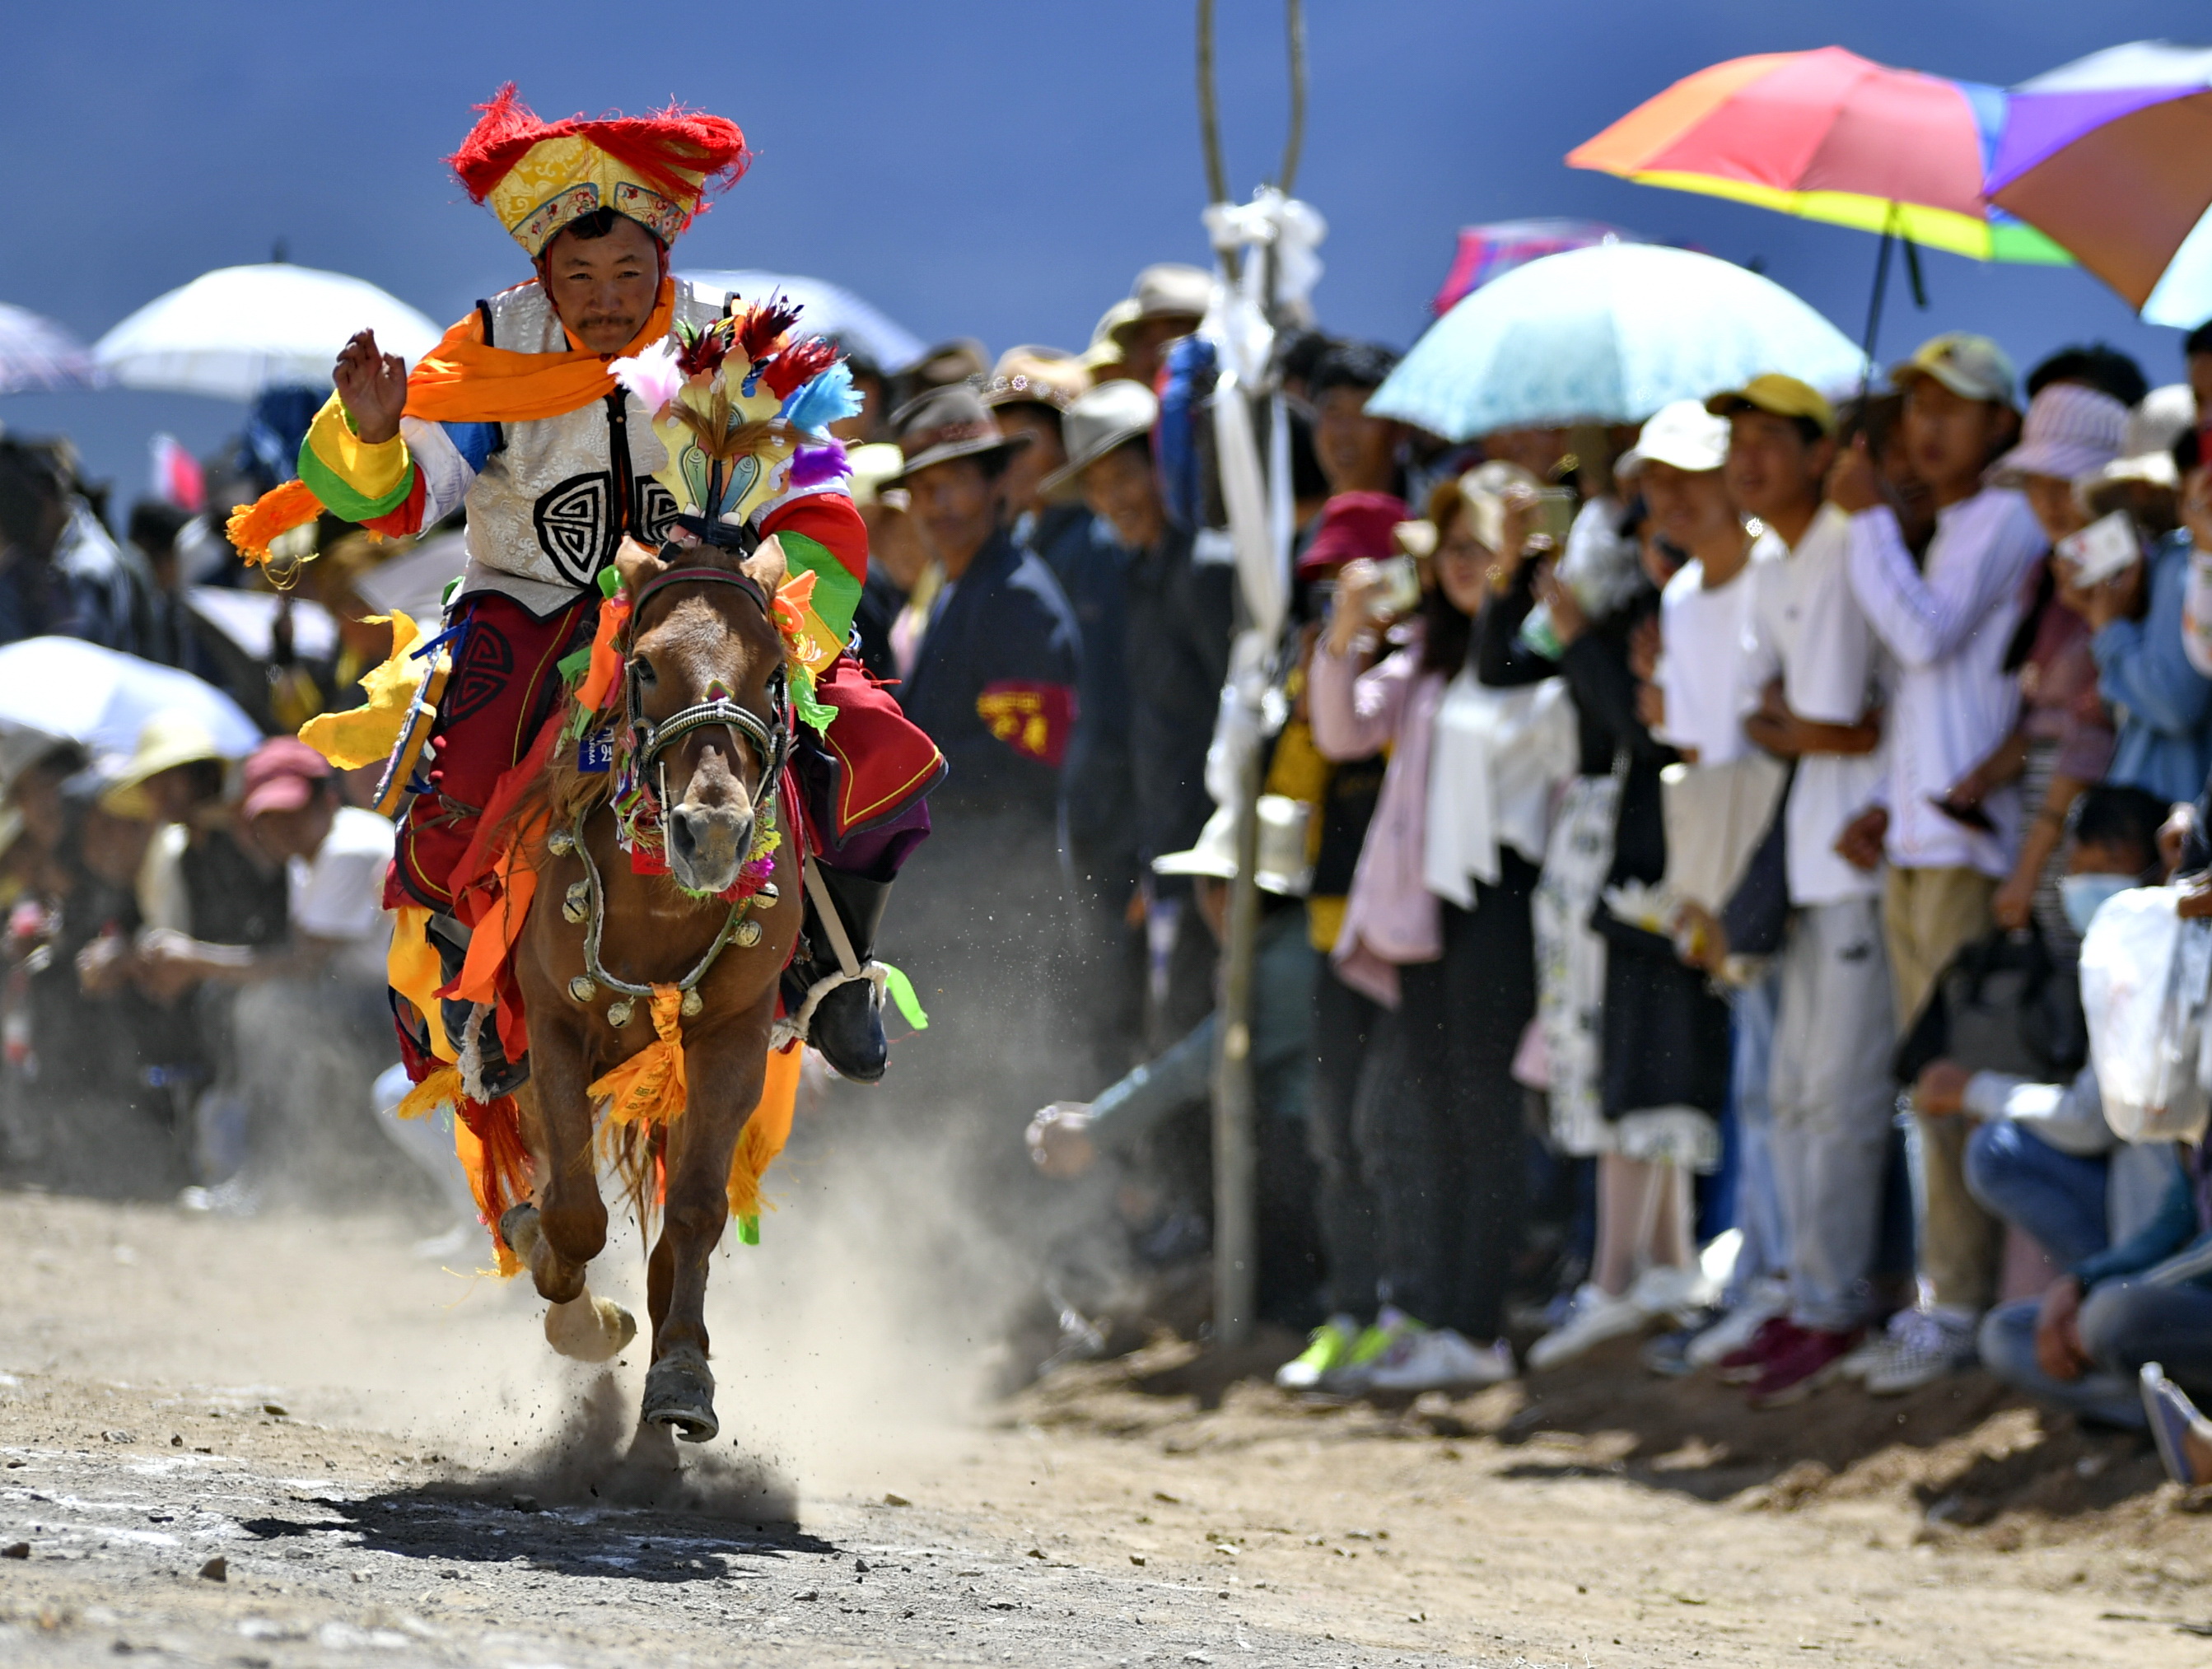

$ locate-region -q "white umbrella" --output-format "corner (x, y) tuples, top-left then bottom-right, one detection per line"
(0, 638), (261, 783)
(92, 263), (441, 400)
(679, 269), (926, 371)
(185, 587), (337, 664)
(348, 529), (469, 625)
(0, 301), (98, 394)
(1368, 243), (1866, 441)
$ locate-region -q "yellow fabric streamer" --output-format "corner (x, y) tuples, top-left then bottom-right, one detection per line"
(385, 903), (453, 1061)
(587, 986), (689, 1126)
(395, 1064), (461, 1121)
(299, 611), (436, 770)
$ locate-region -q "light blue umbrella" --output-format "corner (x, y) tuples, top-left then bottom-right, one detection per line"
(1369, 241), (1865, 441)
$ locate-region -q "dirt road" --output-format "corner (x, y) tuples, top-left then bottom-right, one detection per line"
(2, 1180), (2209, 1667)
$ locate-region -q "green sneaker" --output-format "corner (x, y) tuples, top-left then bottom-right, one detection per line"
(1275, 1314), (1360, 1389)
(1319, 1307), (1424, 1393)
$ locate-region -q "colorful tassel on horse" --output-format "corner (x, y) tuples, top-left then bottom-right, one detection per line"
(587, 985), (690, 1126)
(394, 1064), (461, 1121)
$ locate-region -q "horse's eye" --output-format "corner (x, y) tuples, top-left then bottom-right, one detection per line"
(634, 659), (658, 686)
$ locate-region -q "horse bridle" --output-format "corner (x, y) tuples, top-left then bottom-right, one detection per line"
(624, 566), (792, 818)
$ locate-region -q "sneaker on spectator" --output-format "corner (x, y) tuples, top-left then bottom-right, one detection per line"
(1746, 1326), (1861, 1409)
(1276, 1314), (1361, 1391)
(1528, 1284), (1645, 1371)
(2141, 1363), (2212, 1488)
(1367, 1328), (1516, 1393)
(1629, 1262), (1716, 1323)
(1860, 1307), (1980, 1396)
(1835, 1332), (1886, 1381)
(1640, 1317), (1719, 1378)
(1318, 1306), (1418, 1393)
(1686, 1279), (1791, 1371)
(1716, 1316), (1803, 1384)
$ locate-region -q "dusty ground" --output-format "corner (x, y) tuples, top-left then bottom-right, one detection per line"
(2, 1174), (2211, 1667)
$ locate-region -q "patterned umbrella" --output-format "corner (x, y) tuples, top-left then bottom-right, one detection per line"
(1570, 45), (2067, 264)
(1986, 42), (2212, 327)
(1367, 243), (1864, 442)
(0, 301), (97, 394)
(1430, 221), (1644, 315)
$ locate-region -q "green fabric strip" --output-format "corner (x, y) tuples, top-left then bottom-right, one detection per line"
(296, 444), (412, 524)
(777, 531), (862, 641)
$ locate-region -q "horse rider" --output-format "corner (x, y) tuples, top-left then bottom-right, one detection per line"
(229, 88), (944, 1098)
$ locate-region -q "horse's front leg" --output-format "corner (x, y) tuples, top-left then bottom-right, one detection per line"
(638, 1017), (769, 1443)
(507, 1025), (632, 1363)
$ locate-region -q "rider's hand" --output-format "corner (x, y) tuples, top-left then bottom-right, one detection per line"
(1026, 1102), (1098, 1179)
(1913, 1059), (1972, 1117)
(334, 329), (408, 446)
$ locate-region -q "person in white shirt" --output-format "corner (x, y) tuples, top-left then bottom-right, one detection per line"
(1706, 375), (1892, 1406)
(1833, 332), (2047, 1391)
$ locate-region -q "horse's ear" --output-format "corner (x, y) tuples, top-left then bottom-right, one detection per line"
(615, 536), (669, 598)
(742, 534), (790, 596)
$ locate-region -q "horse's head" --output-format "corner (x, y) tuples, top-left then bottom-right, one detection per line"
(616, 534), (791, 896)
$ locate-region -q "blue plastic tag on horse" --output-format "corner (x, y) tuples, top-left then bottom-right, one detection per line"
(578, 728), (614, 774)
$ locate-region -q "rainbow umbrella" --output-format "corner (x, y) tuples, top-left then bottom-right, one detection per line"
(1570, 47), (2069, 366)
(1986, 42), (2212, 328)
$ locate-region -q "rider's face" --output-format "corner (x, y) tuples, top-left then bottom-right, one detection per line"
(543, 217), (662, 354)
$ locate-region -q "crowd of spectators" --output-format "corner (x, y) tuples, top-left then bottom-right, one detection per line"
(7, 261), (2212, 1481)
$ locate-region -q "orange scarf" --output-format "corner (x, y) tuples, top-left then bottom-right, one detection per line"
(404, 277), (676, 424)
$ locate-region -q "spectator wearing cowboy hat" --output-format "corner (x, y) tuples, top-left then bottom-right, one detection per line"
(1089, 263), (1211, 389)
(884, 385), (1085, 1163)
(979, 346), (1094, 580)
(1050, 377), (1234, 1050)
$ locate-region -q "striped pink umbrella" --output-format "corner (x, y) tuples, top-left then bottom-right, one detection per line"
(0, 301), (96, 394)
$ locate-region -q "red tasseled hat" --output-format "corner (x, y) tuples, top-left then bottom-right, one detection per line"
(447, 85), (751, 254)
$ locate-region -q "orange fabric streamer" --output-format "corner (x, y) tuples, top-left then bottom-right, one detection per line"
(449, 808), (545, 1007)
(403, 279), (677, 424)
(727, 1041), (801, 1228)
(588, 985), (689, 1125)
(576, 591), (633, 715)
(225, 478), (322, 563)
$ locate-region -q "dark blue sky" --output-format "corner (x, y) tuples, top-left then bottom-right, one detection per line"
(3, 0), (2205, 510)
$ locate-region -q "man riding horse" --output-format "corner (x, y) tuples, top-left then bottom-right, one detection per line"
(231, 87), (942, 1110)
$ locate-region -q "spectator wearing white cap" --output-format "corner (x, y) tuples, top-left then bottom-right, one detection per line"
(1832, 331), (2045, 1393)
(1971, 377), (2129, 947)
(1527, 403), (1741, 1370)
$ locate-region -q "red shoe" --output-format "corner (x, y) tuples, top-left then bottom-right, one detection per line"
(1716, 1316), (1801, 1384)
(1747, 1326), (1861, 1409)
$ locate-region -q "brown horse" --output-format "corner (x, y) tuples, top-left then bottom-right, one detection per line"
(497, 532), (801, 1443)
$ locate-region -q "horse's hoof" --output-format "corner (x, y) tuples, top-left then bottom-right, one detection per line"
(498, 1203), (543, 1264)
(642, 1345), (718, 1443)
(544, 1290), (636, 1364)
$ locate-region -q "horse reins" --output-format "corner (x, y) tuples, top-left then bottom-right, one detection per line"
(624, 566), (792, 819)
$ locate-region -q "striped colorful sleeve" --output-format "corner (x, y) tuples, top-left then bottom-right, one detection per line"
(296, 393), (418, 524)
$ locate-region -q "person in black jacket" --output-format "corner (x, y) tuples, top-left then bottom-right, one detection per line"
(885, 387), (1085, 1165)
(1048, 380), (1235, 1048)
